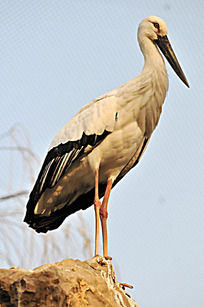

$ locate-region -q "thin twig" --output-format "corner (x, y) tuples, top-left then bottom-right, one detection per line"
(0, 146), (40, 163)
(0, 190), (28, 201)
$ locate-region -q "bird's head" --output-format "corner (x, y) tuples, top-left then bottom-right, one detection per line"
(138, 16), (189, 87)
(138, 16), (168, 41)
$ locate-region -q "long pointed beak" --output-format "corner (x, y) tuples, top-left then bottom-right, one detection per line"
(155, 35), (190, 88)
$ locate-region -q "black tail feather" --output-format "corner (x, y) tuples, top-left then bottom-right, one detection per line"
(24, 183), (107, 233)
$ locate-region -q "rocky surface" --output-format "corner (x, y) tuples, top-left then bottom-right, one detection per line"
(0, 256), (139, 306)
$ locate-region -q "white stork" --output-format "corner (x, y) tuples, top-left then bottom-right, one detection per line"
(24, 16), (189, 259)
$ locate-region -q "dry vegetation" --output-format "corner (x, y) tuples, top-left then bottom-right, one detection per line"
(0, 124), (92, 269)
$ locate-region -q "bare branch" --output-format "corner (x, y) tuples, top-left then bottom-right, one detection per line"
(0, 190), (28, 202)
(0, 146), (40, 163)
(0, 125), (92, 268)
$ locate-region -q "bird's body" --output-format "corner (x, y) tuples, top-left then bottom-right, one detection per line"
(24, 16), (189, 257)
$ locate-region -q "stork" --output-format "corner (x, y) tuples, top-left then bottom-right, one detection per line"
(24, 16), (189, 259)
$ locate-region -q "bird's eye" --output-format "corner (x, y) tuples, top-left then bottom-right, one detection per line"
(153, 22), (160, 30)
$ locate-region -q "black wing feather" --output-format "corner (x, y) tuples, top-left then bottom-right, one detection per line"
(26, 182), (108, 233)
(24, 131), (110, 226)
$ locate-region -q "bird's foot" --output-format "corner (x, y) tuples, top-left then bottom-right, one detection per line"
(105, 255), (112, 260)
(119, 282), (133, 290)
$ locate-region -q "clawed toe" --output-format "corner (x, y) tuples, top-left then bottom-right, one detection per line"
(119, 282), (133, 289)
(105, 255), (112, 260)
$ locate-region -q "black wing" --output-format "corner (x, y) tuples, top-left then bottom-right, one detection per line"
(24, 131), (110, 228)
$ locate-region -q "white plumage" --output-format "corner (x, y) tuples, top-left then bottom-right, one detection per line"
(24, 16), (189, 258)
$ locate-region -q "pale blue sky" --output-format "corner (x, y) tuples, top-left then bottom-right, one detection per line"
(0, 1), (204, 306)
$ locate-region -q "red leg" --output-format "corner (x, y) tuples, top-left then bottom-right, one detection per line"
(94, 168), (101, 256)
(100, 178), (113, 259)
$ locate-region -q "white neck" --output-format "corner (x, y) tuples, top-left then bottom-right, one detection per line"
(132, 36), (169, 136)
(140, 37), (165, 71)
(139, 36), (169, 98)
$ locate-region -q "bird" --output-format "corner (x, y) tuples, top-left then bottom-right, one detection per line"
(24, 16), (189, 259)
